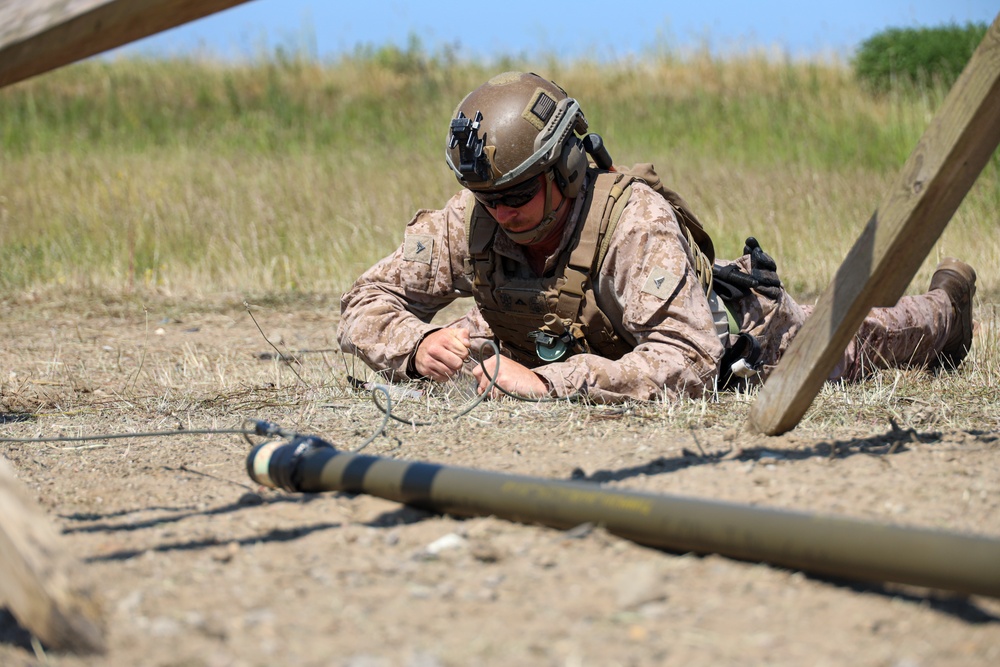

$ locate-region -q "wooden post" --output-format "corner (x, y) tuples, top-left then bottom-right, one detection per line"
(0, 457), (105, 653)
(746, 14), (1000, 436)
(0, 0), (251, 88)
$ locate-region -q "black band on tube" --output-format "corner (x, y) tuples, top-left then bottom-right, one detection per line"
(400, 462), (443, 505)
(340, 455), (379, 493)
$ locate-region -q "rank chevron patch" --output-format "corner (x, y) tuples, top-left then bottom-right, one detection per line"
(404, 234), (434, 264)
(641, 266), (681, 299)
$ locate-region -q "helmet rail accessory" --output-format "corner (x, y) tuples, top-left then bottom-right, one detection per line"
(449, 111), (492, 183)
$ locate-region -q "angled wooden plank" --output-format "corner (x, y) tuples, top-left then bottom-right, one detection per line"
(746, 14), (1000, 436)
(0, 0), (251, 88)
(0, 457), (105, 653)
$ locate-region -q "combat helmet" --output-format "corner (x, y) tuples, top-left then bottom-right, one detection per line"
(445, 72), (591, 199)
(445, 72), (597, 244)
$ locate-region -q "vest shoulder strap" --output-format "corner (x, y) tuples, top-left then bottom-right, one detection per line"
(464, 190), (496, 256)
(621, 163), (715, 265)
(593, 164), (716, 294)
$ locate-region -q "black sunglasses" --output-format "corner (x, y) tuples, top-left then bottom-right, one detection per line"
(473, 176), (543, 209)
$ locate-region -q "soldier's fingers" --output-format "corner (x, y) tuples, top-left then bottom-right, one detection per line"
(473, 365), (491, 392)
(433, 351), (472, 382)
(436, 349), (466, 374)
(476, 373), (493, 396)
(426, 362), (454, 383)
(443, 333), (471, 358)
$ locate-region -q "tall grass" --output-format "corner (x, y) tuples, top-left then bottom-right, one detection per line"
(1, 50), (997, 302)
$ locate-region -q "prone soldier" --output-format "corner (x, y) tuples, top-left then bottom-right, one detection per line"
(338, 71), (976, 403)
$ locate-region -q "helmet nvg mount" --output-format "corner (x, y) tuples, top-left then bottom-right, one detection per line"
(445, 71), (593, 200)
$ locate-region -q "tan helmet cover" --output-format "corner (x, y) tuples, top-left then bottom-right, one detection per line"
(445, 72), (589, 196)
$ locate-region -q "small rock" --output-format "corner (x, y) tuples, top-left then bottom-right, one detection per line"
(425, 532), (467, 555)
(211, 541), (240, 563)
(616, 562), (668, 610)
(408, 584), (433, 599)
(237, 492), (264, 506)
(564, 522), (595, 539)
(149, 615), (182, 637)
(406, 651), (443, 667)
(243, 608), (275, 627)
(470, 541), (502, 563)
(344, 655), (390, 667)
(116, 590), (143, 614)
(534, 554), (557, 569)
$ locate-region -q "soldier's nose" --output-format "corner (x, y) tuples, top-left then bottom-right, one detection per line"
(493, 205), (519, 224)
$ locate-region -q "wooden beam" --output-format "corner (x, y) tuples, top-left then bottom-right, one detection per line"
(746, 14), (1000, 436)
(0, 457), (105, 653)
(0, 0), (251, 88)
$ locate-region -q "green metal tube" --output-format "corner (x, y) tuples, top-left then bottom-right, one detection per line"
(247, 435), (1000, 598)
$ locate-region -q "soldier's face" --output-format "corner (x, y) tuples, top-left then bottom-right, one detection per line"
(483, 175), (564, 236)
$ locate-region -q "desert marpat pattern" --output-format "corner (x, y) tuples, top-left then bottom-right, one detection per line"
(339, 179), (958, 401)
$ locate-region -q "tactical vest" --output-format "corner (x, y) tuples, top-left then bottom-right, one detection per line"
(464, 164), (718, 368)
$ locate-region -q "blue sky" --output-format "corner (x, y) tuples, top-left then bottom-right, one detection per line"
(110, 0), (997, 62)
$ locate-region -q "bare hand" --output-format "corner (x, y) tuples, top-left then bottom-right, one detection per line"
(472, 356), (549, 398)
(414, 328), (471, 382)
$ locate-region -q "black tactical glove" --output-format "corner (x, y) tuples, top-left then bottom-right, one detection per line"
(743, 237), (782, 300)
(711, 263), (757, 302)
(710, 237), (783, 302)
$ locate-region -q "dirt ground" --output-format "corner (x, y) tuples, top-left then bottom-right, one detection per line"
(0, 297), (998, 667)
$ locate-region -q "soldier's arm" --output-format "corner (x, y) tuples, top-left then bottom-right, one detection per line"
(338, 193), (473, 379)
(534, 186), (724, 402)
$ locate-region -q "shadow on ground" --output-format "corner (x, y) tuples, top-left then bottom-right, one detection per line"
(574, 426), (950, 483)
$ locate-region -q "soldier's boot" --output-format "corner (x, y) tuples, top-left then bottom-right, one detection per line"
(929, 257), (977, 368)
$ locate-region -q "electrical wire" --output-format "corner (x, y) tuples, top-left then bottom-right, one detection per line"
(0, 409), (386, 455)
(370, 343), (502, 426)
(473, 341), (573, 403)
(0, 341), (579, 454)
(368, 338), (582, 430)
(351, 385), (391, 452)
(0, 427), (255, 444)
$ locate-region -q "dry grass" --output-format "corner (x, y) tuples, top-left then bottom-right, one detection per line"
(4, 149), (996, 302)
(1, 299), (997, 445)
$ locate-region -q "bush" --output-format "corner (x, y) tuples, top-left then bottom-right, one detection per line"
(853, 23), (989, 93)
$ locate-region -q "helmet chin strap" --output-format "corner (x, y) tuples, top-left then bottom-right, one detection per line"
(501, 172), (567, 246)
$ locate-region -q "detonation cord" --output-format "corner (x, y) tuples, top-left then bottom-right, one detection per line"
(0, 427), (255, 445)
(473, 340), (571, 404)
(368, 338), (574, 427)
(369, 344), (500, 427)
(0, 391), (391, 454)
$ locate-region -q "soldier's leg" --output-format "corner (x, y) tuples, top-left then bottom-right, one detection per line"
(827, 258), (976, 382)
(827, 292), (952, 381)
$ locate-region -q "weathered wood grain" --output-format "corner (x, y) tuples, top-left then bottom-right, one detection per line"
(0, 457), (105, 653)
(0, 0), (250, 88)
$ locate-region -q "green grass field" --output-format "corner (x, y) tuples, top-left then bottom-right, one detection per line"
(1, 51), (997, 302)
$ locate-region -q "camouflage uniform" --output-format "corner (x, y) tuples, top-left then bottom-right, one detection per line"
(339, 180), (958, 402)
(727, 253), (956, 383)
